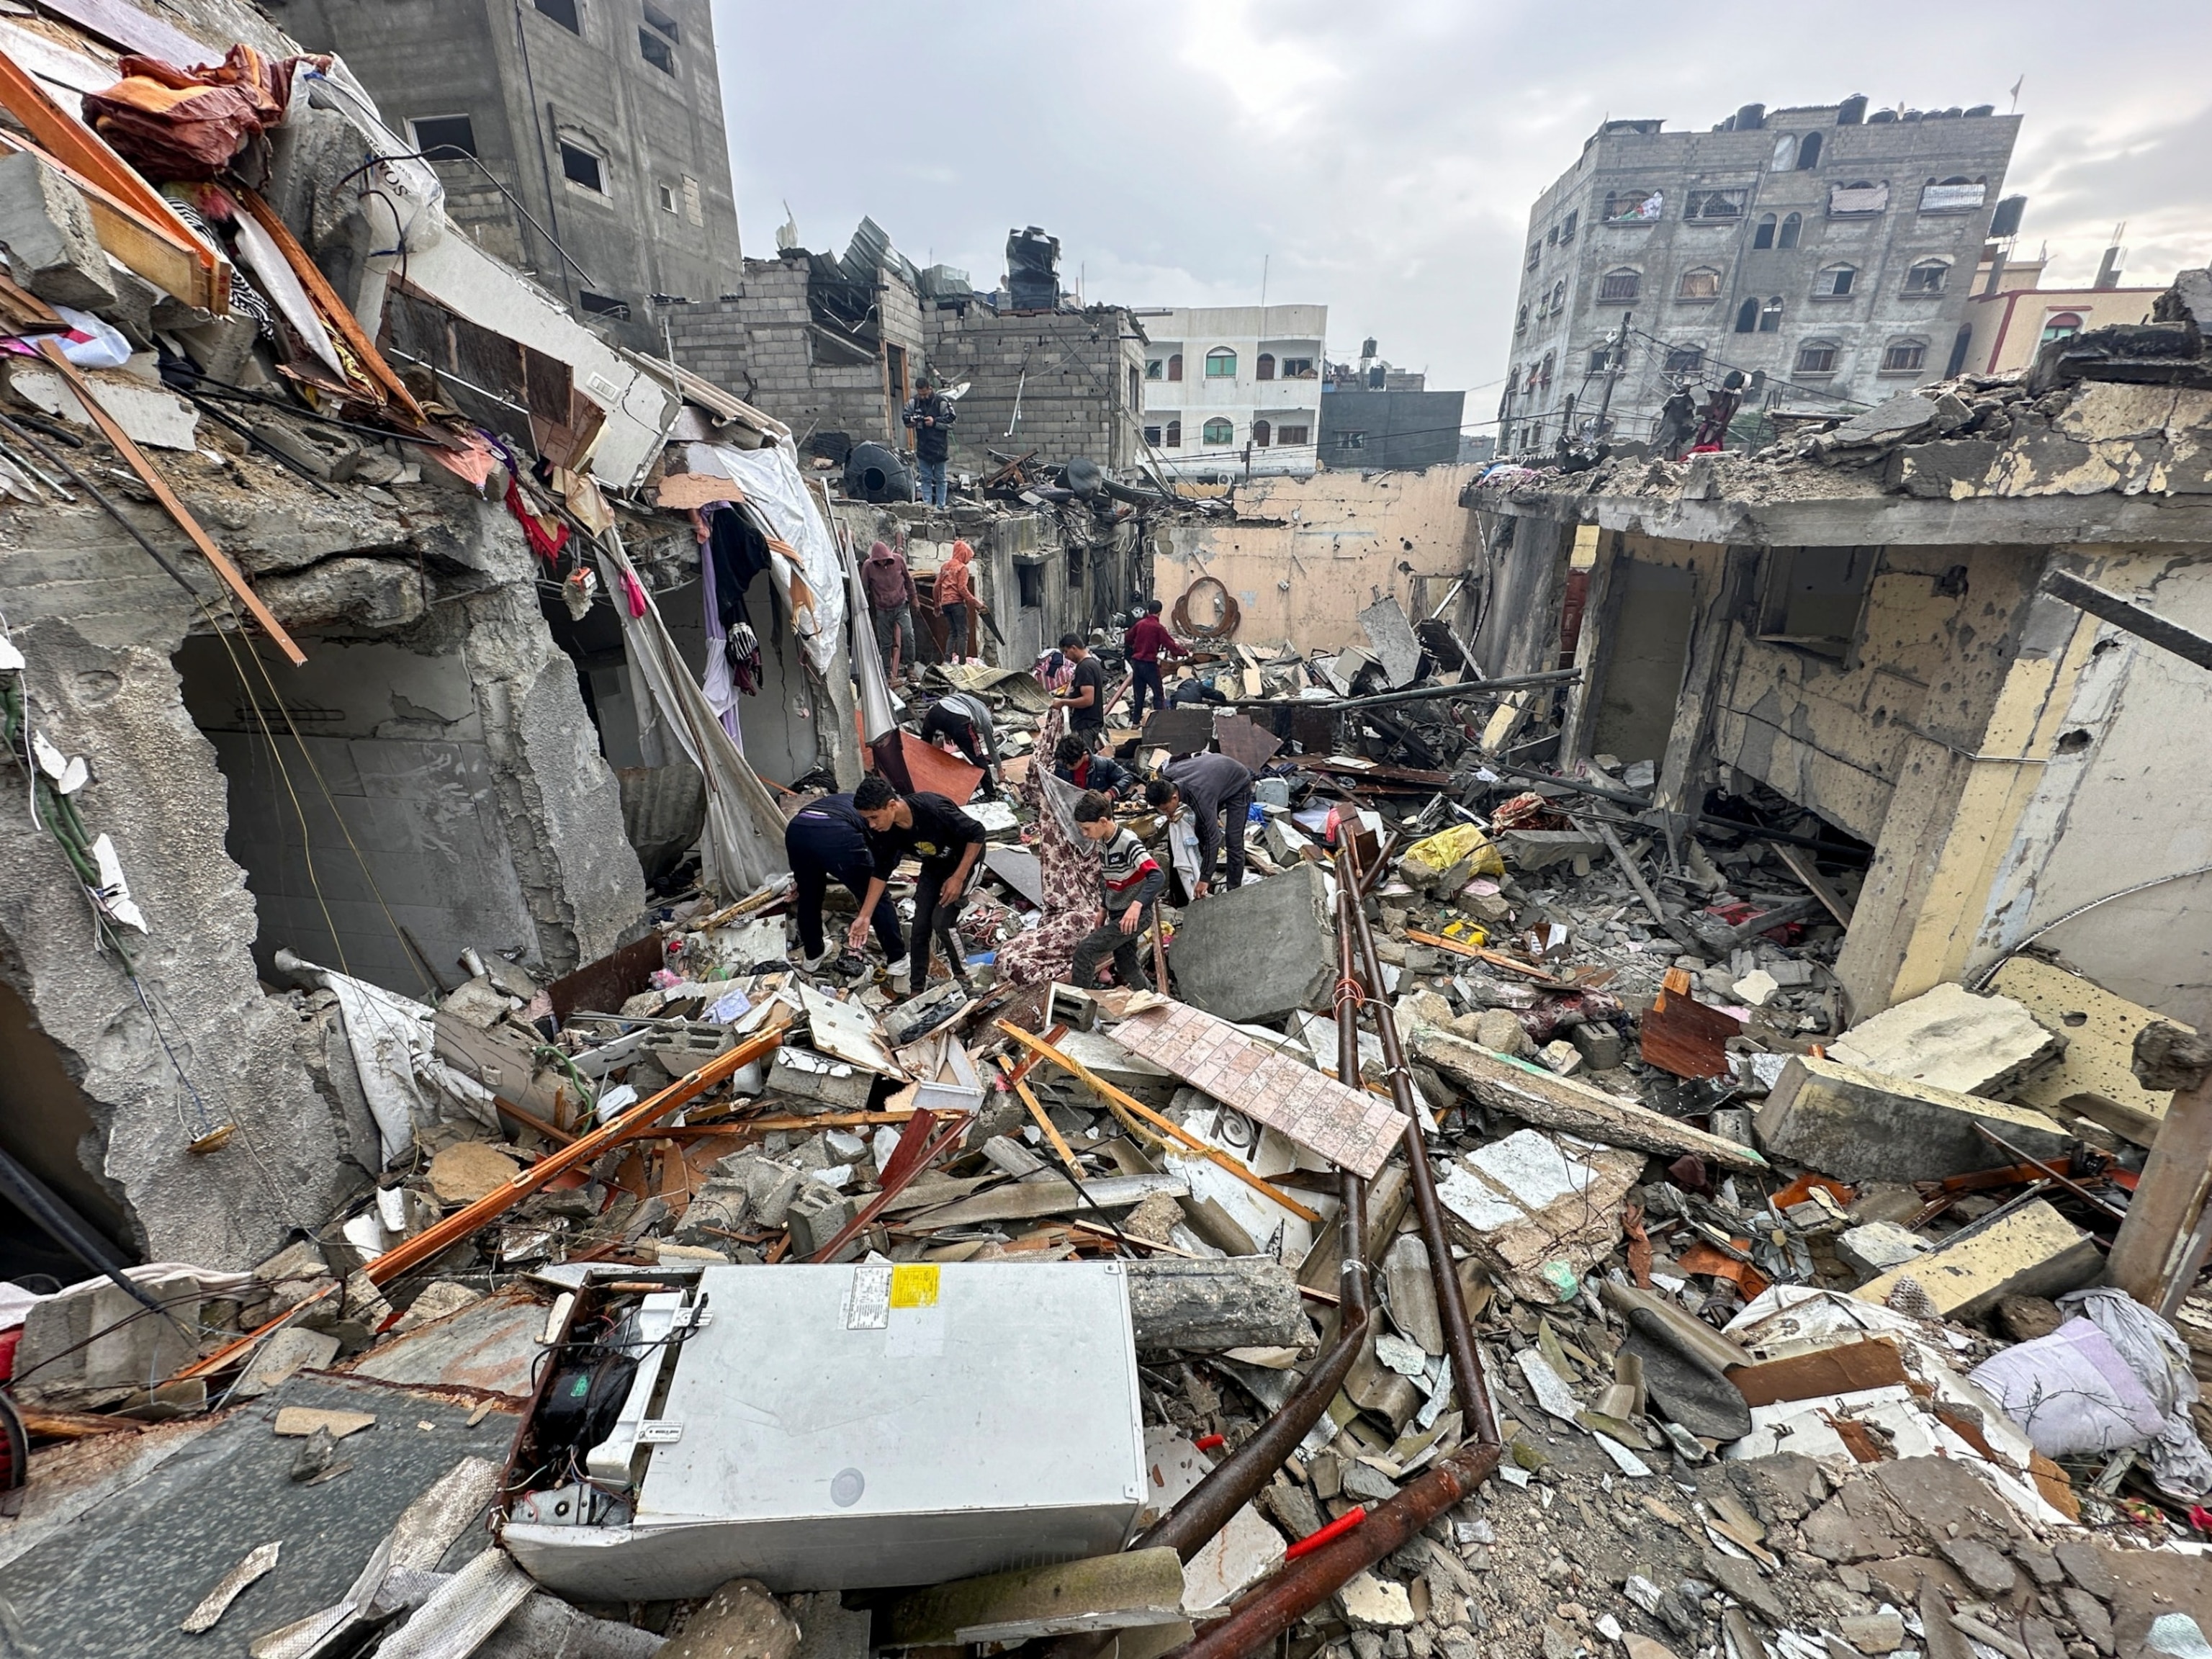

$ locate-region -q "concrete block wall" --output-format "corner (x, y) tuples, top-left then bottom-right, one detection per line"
(672, 255), (899, 445)
(927, 305), (1146, 476)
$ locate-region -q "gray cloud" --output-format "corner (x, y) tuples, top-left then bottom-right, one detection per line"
(713, 0), (2212, 413)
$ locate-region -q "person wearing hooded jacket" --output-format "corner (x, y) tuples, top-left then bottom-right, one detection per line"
(861, 538), (917, 683)
(935, 539), (986, 663)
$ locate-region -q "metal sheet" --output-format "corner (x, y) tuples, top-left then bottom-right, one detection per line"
(798, 981), (904, 1078)
(508, 1262), (1145, 1597)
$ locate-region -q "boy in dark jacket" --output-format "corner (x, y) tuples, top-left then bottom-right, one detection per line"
(1053, 734), (1135, 801)
(1069, 791), (1164, 992)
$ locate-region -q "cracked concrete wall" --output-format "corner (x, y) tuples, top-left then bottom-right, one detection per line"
(1154, 465), (1485, 657)
(1967, 548), (2212, 1023)
(1, 465), (642, 1267)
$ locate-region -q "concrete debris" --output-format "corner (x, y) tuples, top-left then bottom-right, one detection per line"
(1827, 983), (2068, 1099)
(1757, 1054), (2074, 1182)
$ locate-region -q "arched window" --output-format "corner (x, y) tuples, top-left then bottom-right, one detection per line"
(1516, 304), (1529, 335)
(2041, 312), (2084, 343)
(1797, 132), (1822, 169)
(1753, 213), (1778, 250)
(1166, 353), (1183, 382)
(1597, 267), (1640, 302)
(1201, 417), (1233, 444)
(1205, 347), (1237, 378)
(1771, 133), (1798, 171)
(1815, 264), (1856, 297)
(1252, 419), (1272, 446)
(1759, 297), (1784, 332)
(1677, 266), (1722, 301)
(1905, 259), (1949, 295)
(1525, 363), (1541, 393)
(1795, 341), (1840, 374)
(1256, 353), (1276, 381)
(1735, 297), (1761, 333)
(1777, 212), (1802, 249)
(1164, 418), (1182, 447)
(1539, 351), (1555, 389)
(1880, 338), (1928, 374)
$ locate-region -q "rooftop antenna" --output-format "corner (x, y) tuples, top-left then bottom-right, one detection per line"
(1260, 253), (1269, 315)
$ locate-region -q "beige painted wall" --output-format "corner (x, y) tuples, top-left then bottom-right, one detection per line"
(1152, 464), (1484, 657)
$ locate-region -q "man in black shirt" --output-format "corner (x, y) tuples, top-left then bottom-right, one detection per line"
(850, 774), (986, 992)
(786, 793), (905, 972)
(1053, 634), (1108, 750)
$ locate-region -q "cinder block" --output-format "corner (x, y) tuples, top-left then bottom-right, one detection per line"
(1757, 1054), (2072, 1183)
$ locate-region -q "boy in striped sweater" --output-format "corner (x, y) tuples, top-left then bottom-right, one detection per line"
(1069, 791), (1164, 992)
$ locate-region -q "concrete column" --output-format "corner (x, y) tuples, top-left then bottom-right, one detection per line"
(2105, 1022), (2212, 1309)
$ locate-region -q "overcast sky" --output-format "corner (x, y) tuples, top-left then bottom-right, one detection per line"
(713, 1), (2211, 423)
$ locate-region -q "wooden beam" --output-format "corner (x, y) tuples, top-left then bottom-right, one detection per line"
(35, 340), (306, 665)
(997, 1020), (1323, 1224)
(0, 50), (225, 311)
(239, 189), (426, 423)
(2044, 570), (2212, 675)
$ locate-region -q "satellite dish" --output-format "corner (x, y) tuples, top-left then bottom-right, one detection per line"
(940, 381), (971, 401)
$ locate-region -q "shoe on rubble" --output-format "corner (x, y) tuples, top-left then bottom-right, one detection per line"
(886, 962), (912, 992)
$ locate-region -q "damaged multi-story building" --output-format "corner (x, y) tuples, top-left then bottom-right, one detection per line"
(0, 0), (867, 1270)
(1503, 96), (2023, 452)
(1469, 269), (2212, 1037)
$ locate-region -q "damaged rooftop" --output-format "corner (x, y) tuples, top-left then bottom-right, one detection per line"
(0, 3), (2206, 1659)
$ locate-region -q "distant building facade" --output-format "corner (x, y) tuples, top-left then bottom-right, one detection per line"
(1964, 241), (2164, 378)
(288, 0), (742, 356)
(1137, 305), (1327, 480)
(1502, 97), (2022, 453)
(1317, 341), (1465, 470)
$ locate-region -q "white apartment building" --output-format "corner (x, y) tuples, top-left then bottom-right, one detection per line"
(1136, 304), (1327, 479)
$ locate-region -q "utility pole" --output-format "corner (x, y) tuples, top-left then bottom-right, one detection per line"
(1593, 313), (1629, 441)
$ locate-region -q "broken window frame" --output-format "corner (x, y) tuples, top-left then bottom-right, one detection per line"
(534, 0), (582, 32)
(638, 27), (675, 73)
(1813, 263), (1856, 298)
(1280, 357), (1316, 378)
(408, 114), (478, 161)
(1795, 341), (1840, 374)
(1602, 189), (1664, 224)
(1145, 359), (1164, 379)
(1596, 268), (1640, 304)
(1756, 544), (1880, 662)
(1683, 187), (1749, 222)
(578, 289), (631, 320)
(1276, 424), (1310, 445)
(1676, 266), (1723, 302)
(1903, 259), (1950, 296)
(656, 181), (677, 212)
(642, 0), (678, 37)
(559, 141), (606, 194)
(1662, 343), (1704, 374)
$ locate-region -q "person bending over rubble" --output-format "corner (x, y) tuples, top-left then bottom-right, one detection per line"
(918, 691), (1002, 796)
(850, 774), (986, 992)
(1069, 791), (1164, 993)
(1053, 733), (1136, 801)
(1145, 751), (1253, 900)
(786, 792), (907, 973)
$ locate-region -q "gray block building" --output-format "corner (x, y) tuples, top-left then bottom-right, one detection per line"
(286, 0), (742, 356)
(1501, 96), (2022, 453)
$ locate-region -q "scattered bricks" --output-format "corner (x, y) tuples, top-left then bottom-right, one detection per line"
(1757, 1053), (2074, 1182)
(0, 150), (115, 309)
(1853, 1198), (2100, 1320)
(784, 1182), (858, 1259)
(1496, 830), (1604, 872)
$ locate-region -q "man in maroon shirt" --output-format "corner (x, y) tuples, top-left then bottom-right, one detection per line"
(1123, 598), (1190, 724)
(861, 538), (917, 683)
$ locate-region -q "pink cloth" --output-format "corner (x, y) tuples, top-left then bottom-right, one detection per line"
(995, 706), (1103, 988)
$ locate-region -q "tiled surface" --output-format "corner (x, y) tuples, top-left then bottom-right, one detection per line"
(1112, 1002), (1403, 1177)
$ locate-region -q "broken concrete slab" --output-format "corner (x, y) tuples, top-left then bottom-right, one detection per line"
(1837, 1220), (1932, 1279)
(1437, 1128), (1644, 1302)
(1853, 1199), (2100, 1319)
(1991, 957), (2188, 1145)
(1827, 982), (2065, 1098)
(1412, 1025), (1766, 1170)
(1496, 830), (1604, 872)
(1166, 861), (1339, 1023)
(1756, 1053), (2073, 1182)
(3, 360), (201, 451)
(234, 1327), (343, 1401)
(1124, 1256), (1311, 1353)
(878, 1548), (1187, 1646)
(660, 1578), (802, 1659)
(1182, 1505), (1285, 1614)
(0, 150), (115, 310)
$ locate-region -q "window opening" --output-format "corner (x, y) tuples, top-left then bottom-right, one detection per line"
(1256, 353), (1275, 380)
(639, 27), (674, 73)
(1758, 545), (1878, 660)
(1815, 264), (1855, 297)
(534, 0), (580, 31)
(559, 142), (604, 192)
(1166, 353), (1182, 382)
(1204, 348), (1237, 378)
(1777, 212), (1802, 248)
(1797, 132), (1822, 169)
(1677, 267), (1722, 301)
(410, 114), (477, 159)
(1252, 419), (1272, 446)
(1759, 296), (1783, 332)
(1598, 268), (1639, 302)
(1753, 213), (1777, 250)
(1881, 339), (1927, 373)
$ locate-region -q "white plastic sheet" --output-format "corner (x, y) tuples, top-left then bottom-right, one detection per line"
(685, 442), (848, 678)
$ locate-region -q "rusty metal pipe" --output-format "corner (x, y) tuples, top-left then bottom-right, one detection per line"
(1154, 1442), (1504, 1659)
(1336, 840), (1501, 1450)
(1028, 942), (1377, 1659)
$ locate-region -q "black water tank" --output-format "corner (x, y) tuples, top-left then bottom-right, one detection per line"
(1736, 103), (1766, 131)
(1990, 195), (2028, 238)
(1836, 94), (1869, 125)
(843, 441), (912, 503)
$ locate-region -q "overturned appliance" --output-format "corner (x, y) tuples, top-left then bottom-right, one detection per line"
(502, 1262), (1146, 1598)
